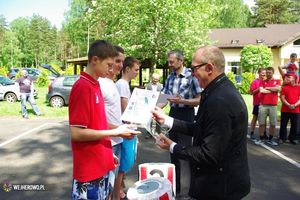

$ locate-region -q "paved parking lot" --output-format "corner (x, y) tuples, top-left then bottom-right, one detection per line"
(0, 117), (300, 199)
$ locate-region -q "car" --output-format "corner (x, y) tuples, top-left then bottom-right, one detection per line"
(0, 76), (38, 102)
(46, 75), (80, 107)
(7, 68), (57, 82)
(235, 75), (242, 86)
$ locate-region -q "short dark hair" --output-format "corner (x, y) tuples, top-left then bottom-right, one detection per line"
(114, 45), (125, 54)
(88, 40), (119, 63)
(167, 49), (184, 61)
(290, 53), (297, 58)
(122, 57), (141, 72)
(266, 67), (274, 73)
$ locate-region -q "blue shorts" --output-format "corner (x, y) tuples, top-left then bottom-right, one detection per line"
(119, 136), (137, 172)
(71, 173), (109, 200)
(252, 105), (259, 115)
(108, 143), (122, 194)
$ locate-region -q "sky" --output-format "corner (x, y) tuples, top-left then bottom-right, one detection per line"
(0, 0), (255, 31)
(0, 0), (69, 30)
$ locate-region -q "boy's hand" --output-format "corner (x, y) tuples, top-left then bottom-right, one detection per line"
(115, 124), (141, 140)
(113, 154), (120, 168)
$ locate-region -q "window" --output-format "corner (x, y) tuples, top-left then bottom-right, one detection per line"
(62, 77), (79, 86)
(293, 38), (300, 46)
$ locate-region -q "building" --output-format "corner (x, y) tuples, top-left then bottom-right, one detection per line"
(209, 24), (300, 78)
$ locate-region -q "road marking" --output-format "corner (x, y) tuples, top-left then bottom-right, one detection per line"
(247, 135), (300, 169)
(0, 123), (62, 148)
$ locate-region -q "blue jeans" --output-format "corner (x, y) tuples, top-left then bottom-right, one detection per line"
(21, 93), (41, 117)
(108, 143), (122, 195)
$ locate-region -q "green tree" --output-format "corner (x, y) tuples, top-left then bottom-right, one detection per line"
(240, 44), (273, 73)
(78, 0), (216, 73)
(0, 14), (8, 43)
(9, 17), (32, 67)
(208, 0), (251, 28)
(251, 0), (299, 27)
(1, 31), (23, 69)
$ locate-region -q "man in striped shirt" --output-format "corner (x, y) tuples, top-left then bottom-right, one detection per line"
(160, 49), (202, 198)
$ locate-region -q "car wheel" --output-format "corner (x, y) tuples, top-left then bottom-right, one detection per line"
(5, 92), (17, 102)
(50, 96), (64, 107)
(10, 76), (15, 81)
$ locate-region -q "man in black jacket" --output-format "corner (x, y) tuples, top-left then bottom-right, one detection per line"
(152, 45), (250, 200)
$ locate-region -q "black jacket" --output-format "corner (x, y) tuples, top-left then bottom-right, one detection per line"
(172, 73), (250, 200)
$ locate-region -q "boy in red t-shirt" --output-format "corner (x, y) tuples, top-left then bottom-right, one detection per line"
(255, 67), (281, 146)
(279, 73), (300, 145)
(69, 40), (140, 200)
(249, 68), (267, 140)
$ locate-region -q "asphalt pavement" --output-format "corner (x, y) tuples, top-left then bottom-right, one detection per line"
(0, 117), (299, 200)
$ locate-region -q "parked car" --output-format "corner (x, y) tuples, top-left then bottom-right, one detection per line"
(46, 75), (80, 107)
(7, 68), (57, 82)
(235, 75), (242, 86)
(0, 76), (38, 102)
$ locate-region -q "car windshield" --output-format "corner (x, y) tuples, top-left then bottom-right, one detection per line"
(0, 76), (15, 85)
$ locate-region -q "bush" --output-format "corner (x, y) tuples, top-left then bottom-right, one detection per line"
(238, 72), (256, 94)
(0, 66), (8, 77)
(226, 72), (238, 88)
(37, 71), (50, 87)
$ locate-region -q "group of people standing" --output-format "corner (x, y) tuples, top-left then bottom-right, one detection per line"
(250, 53), (300, 146)
(69, 40), (251, 200)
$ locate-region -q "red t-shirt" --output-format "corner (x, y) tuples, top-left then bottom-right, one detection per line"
(280, 85), (300, 113)
(69, 72), (114, 182)
(260, 78), (281, 105)
(250, 79), (261, 105)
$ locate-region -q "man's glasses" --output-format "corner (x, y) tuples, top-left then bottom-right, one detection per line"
(190, 63), (207, 73)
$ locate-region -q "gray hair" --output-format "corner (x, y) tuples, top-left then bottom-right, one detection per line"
(167, 49), (184, 61)
(152, 73), (160, 78)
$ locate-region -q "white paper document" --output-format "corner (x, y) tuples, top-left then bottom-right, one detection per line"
(120, 88), (159, 124)
(157, 93), (177, 104)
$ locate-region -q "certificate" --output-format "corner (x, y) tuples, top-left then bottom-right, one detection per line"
(120, 88), (159, 124)
(157, 93), (177, 104)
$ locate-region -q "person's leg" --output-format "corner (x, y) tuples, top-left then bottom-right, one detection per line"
(109, 143), (122, 200)
(27, 93), (41, 115)
(256, 105), (267, 144)
(177, 134), (192, 197)
(117, 172), (126, 199)
(279, 112), (289, 142)
(20, 93), (28, 118)
(289, 113), (299, 143)
(267, 106), (278, 146)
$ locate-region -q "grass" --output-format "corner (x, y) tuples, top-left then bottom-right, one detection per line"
(0, 86), (282, 119)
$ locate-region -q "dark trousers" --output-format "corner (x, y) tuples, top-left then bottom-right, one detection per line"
(279, 112), (299, 141)
(169, 107), (194, 196)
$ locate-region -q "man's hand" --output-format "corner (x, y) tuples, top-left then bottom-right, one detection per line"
(167, 94), (182, 104)
(156, 133), (173, 150)
(151, 106), (167, 124)
(115, 124), (141, 140)
(113, 154), (120, 168)
(288, 104), (296, 110)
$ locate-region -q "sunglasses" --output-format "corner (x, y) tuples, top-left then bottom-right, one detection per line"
(190, 63), (207, 73)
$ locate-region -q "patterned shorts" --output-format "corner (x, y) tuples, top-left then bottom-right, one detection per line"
(72, 173), (109, 200)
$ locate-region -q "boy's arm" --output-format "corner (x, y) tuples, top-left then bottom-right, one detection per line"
(69, 125), (140, 141)
(120, 97), (128, 113)
(265, 85), (281, 92)
(278, 66), (286, 77)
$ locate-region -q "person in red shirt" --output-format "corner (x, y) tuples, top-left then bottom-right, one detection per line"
(255, 67), (281, 146)
(69, 40), (141, 200)
(279, 73), (300, 145)
(249, 68), (267, 140)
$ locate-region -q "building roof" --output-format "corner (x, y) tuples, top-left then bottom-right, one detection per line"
(208, 24), (300, 48)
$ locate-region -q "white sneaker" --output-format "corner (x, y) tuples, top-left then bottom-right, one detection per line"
(267, 139), (278, 146)
(255, 139), (264, 145)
